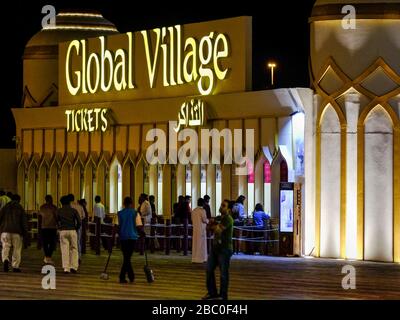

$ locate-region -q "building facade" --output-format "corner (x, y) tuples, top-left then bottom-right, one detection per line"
(13, 12), (309, 233)
(306, 0), (400, 262)
(11, 1), (399, 263)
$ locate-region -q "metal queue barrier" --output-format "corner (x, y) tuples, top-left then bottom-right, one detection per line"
(26, 211), (280, 257)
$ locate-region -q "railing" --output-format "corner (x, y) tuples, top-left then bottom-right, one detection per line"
(86, 217), (279, 256)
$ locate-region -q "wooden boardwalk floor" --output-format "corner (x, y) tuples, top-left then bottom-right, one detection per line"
(0, 246), (399, 300)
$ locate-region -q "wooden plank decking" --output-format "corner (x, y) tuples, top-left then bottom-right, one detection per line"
(0, 247), (399, 300)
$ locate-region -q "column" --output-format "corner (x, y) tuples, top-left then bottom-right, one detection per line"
(345, 93), (360, 259)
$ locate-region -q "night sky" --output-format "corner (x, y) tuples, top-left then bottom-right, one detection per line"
(0, 0), (315, 148)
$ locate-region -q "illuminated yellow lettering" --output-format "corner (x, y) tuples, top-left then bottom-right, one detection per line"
(198, 32), (215, 95)
(101, 109), (108, 132)
(100, 36), (113, 92)
(141, 28), (161, 88)
(127, 32), (135, 89)
(65, 110), (72, 132)
(160, 27), (169, 87)
(81, 109), (88, 131)
(81, 40), (87, 94)
(175, 25), (183, 85)
(114, 49), (127, 91)
(183, 37), (198, 83)
(213, 33), (230, 80)
(87, 109), (94, 132)
(70, 110), (76, 132)
(93, 108), (101, 130)
(168, 26), (176, 86)
(75, 110), (81, 132)
(65, 40), (80, 96)
(87, 53), (100, 94)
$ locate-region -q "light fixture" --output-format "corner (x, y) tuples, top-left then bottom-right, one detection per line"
(267, 62), (277, 86)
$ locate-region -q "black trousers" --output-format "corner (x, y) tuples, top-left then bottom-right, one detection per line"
(120, 240), (136, 281)
(206, 247), (233, 300)
(41, 228), (57, 258)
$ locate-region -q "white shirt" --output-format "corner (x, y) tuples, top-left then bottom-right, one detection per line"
(140, 200), (152, 225)
(93, 202), (106, 222)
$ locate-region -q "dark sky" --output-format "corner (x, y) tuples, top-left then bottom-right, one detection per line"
(0, 0), (315, 148)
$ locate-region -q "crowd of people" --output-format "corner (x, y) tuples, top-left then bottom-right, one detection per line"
(0, 188), (271, 300)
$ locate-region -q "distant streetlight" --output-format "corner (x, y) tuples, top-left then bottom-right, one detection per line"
(267, 62), (277, 87)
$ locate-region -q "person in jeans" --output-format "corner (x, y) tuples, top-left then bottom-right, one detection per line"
(56, 195), (81, 274)
(203, 199), (234, 300)
(117, 196), (145, 284)
(38, 195), (58, 265)
(0, 194), (28, 272)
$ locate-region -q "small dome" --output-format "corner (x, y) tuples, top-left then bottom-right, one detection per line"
(24, 9), (118, 59)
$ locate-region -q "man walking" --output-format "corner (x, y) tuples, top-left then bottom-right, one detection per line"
(0, 194), (28, 272)
(57, 195), (81, 274)
(117, 196), (145, 284)
(203, 199), (234, 300)
(39, 195), (58, 265)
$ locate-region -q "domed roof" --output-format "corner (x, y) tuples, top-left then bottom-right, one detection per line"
(311, 0), (400, 21)
(24, 9), (118, 59)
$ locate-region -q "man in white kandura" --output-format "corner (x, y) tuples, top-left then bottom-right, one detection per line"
(191, 198), (209, 263)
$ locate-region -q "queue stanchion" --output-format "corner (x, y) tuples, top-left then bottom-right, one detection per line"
(165, 219), (171, 255)
(150, 218), (156, 254)
(95, 217), (101, 255)
(183, 218), (188, 256)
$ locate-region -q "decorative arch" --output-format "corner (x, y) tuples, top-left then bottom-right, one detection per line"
(134, 152), (149, 206)
(17, 156), (28, 209)
(97, 155), (109, 211)
(121, 151), (136, 202)
(84, 154), (97, 214)
(72, 153), (85, 200)
(109, 156), (123, 214)
(60, 154), (72, 198)
(254, 150), (272, 215)
(314, 103), (347, 259)
(357, 103), (400, 262)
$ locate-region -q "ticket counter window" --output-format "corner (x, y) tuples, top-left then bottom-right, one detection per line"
(264, 160), (272, 216)
(215, 165), (222, 216)
(247, 161), (255, 217)
(157, 164), (163, 215)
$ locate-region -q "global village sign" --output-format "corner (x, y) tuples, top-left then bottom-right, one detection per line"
(60, 17), (254, 174)
(65, 26), (230, 97)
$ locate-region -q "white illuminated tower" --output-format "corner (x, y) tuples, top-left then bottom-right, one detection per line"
(306, 0), (400, 262)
